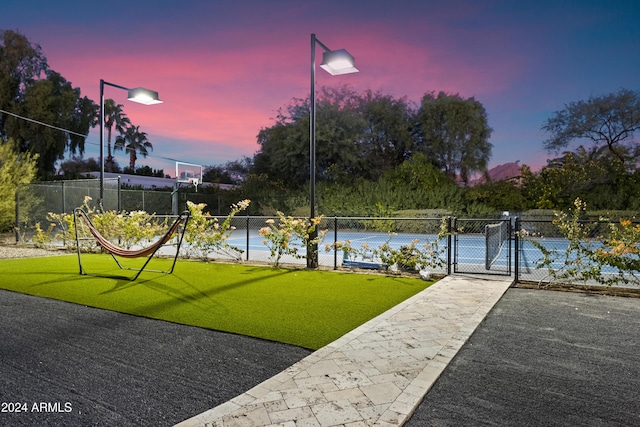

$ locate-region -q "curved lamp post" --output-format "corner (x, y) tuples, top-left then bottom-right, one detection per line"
(99, 79), (162, 207)
(308, 34), (359, 268)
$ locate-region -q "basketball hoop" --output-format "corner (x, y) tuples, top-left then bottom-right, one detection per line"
(188, 177), (199, 192)
(175, 161), (203, 191)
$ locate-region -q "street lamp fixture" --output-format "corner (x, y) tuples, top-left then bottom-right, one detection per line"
(99, 79), (162, 207)
(127, 87), (163, 105)
(308, 34), (358, 268)
(320, 49), (359, 75)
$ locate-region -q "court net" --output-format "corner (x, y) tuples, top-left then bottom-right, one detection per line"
(485, 220), (510, 269)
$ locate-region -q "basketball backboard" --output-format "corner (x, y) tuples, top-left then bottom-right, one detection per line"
(175, 162), (203, 185)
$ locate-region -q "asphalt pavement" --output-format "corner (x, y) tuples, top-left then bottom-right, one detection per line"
(405, 288), (640, 426)
(1, 285), (639, 426)
(0, 289), (311, 427)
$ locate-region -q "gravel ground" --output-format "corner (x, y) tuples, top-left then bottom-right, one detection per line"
(0, 233), (76, 259)
(0, 245), (68, 259)
(0, 233), (66, 259)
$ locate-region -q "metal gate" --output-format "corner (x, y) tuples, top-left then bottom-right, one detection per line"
(452, 218), (512, 276)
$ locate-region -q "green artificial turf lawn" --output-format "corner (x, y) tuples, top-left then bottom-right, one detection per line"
(0, 254), (433, 349)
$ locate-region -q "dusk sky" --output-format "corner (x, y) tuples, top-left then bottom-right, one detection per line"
(4, 0), (640, 176)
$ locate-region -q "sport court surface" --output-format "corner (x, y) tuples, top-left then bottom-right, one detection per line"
(1, 274), (639, 426)
(406, 287), (640, 426)
(223, 228), (512, 273)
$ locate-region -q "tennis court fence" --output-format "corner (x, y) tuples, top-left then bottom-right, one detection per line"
(14, 178), (240, 230)
(14, 181), (634, 287)
(13, 193), (510, 278)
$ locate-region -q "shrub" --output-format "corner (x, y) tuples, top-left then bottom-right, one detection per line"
(375, 217), (448, 273)
(518, 198), (640, 287)
(0, 141), (38, 232)
(327, 217), (449, 274)
(259, 213), (327, 267)
(183, 200), (250, 261)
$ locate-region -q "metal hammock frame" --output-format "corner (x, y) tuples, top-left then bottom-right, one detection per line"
(73, 208), (190, 280)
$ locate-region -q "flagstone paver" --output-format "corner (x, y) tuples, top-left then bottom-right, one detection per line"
(175, 275), (513, 427)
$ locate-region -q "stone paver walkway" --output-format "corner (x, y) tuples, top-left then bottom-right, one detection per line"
(175, 275), (513, 427)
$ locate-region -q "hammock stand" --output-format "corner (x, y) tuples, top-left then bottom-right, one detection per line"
(73, 208), (191, 280)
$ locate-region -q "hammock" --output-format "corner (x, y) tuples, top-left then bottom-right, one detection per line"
(73, 208), (190, 280)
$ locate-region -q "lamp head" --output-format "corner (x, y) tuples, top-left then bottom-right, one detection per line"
(127, 87), (163, 105)
(320, 49), (359, 75)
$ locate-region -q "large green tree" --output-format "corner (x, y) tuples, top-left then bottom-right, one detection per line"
(542, 88), (640, 165)
(203, 158), (252, 184)
(6, 70), (97, 176)
(0, 30), (97, 177)
(357, 90), (414, 178)
(59, 156), (101, 179)
(414, 91), (493, 185)
(464, 179), (529, 213)
(254, 86), (367, 187)
(254, 117), (309, 185)
(318, 153), (463, 216)
(254, 87), (421, 187)
(314, 87), (368, 183)
(521, 148), (631, 210)
(0, 30), (48, 137)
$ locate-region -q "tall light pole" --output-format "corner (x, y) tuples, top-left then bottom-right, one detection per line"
(308, 34), (359, 268)
(99, 79), (162, 208)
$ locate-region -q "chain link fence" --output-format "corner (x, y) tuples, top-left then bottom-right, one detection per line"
(14, 179), (237, 241)
(13, 180), (640, 288)
(185, 215), (451, 273)
(452, 218), (512, 276)
(14, 183), (451, 271)
(15, 179), (112, 241)
(514, 218), (621, 285)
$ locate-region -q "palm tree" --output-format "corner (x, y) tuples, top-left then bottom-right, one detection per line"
(103, 99), (131, 172)
(114, 125), (153, 172)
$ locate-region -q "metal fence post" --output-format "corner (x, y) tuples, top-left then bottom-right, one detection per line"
(246, 215), (250, 261)
(117, 176), (122, 212)
(514, 216), (520, 282)
(171, 183), (178, 216)
(14, 188), (20, 242)
(333, 217), (338, 270)
(61, 181), (66, 213)
(447, 216), (452, 276)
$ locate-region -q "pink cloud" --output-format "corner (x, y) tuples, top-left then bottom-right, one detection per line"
(16, 0), (637, 173)
(41, 17), (533, 170)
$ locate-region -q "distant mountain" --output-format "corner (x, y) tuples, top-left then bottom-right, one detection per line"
(488, 162), (521, 181)
(471, 162), (521, 186)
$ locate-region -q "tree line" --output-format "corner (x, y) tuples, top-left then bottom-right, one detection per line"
(3, 28), (640, 223)
(214, 86), (640, 217)
(253, 86), (492, 187)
